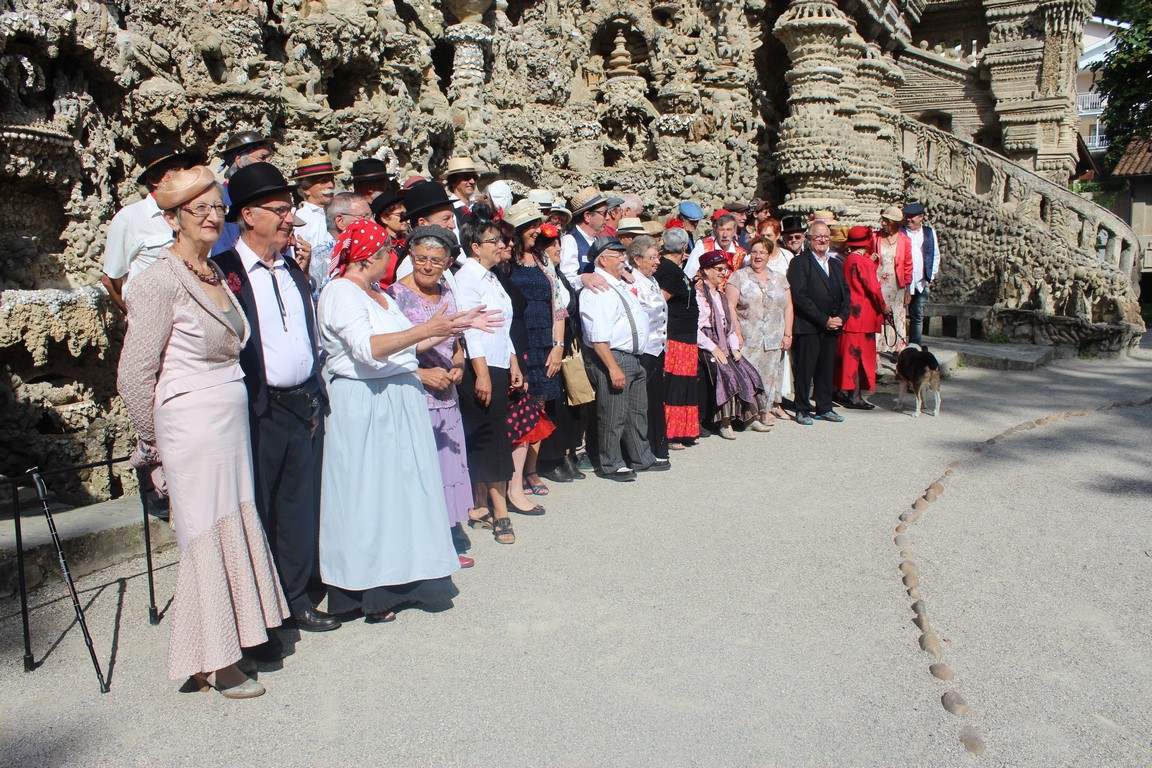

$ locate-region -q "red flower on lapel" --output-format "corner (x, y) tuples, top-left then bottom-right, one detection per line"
(226, 272), (243, 294)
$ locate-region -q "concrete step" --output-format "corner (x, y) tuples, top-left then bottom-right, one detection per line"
(922, 336), (1054, 370)
(0, 496), (176, 598)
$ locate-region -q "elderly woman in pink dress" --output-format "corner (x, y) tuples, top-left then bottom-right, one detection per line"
(118, 166), (287, 699)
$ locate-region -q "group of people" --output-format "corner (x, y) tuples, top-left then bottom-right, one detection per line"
(108, 135), (940, 699)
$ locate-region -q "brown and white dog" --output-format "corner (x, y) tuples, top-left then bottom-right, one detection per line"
(895, 344), (941, 418)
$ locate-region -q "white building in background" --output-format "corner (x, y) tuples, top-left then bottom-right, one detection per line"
(1076, 16), (1129, 156)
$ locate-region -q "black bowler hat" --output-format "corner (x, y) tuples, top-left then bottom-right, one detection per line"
(370, 189), (404, 221)
(348, 158), (394, 184)
(136, 142), (201, 184)
(780, 214), (806, 234)
(224, 162), (297, 222)
(403, 180), (454, 222)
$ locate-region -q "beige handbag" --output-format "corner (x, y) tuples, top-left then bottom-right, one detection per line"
(561, 340), (596, 406)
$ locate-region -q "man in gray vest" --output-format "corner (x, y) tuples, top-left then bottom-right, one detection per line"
(559, 188), (609, 286)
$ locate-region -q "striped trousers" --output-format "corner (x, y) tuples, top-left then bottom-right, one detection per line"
(585, 349), (656, 473)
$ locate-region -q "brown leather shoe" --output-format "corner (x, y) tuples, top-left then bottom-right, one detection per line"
(291, 606), (341, 632)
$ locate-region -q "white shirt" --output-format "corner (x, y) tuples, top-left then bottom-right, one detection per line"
(685, 237), (740, 278)
(812, 251), (831, 276)
(102, 194), (173, 291)
(296, 201), (334, 255)
(454, 258), (514, 369)
(907, 227), (927, 294)
(319, 278), (418, 380)
(766, 251), (792, 276)
(559, 226), (597, 287)
(633, 273), (668, 355)
(580, 268), (651, 354)
(236, 238), (316, 388)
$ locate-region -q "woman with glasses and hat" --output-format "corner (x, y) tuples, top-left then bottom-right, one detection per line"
(368, 188), (407, 288)
(872, 206), (912, 354)
(456, 220), (524, 545)
(118, 166), (287, 699)
(696, 251), (769, 439)
(835, 226), (890, 410)
(317, 221), (498, 622)
(386, 225), (482, 569)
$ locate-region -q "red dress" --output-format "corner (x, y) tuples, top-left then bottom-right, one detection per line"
(836, 251), (887, 390)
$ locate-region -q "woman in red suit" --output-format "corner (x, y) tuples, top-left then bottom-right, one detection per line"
(836, 226), (890, 409)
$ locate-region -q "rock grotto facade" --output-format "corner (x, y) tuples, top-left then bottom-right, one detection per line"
(0, 0), (1144, 500)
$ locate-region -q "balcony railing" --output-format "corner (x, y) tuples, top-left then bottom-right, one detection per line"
(1086, 133), (1110, 150)
(1077, 92), (1105, 113)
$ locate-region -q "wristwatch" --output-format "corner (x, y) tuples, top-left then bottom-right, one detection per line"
(552, 340), (564, 347)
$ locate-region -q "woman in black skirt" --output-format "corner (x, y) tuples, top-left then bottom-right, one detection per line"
(653, 225), (701, 449)
(454, 220), (522, 544)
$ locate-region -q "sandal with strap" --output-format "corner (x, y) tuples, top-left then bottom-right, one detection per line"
(467, 509), (494, 530)
(493, 516), (516, 545)
(522, 472), (550, 496)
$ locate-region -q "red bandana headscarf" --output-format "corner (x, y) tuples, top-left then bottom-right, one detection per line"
(331, 220), (389, 277)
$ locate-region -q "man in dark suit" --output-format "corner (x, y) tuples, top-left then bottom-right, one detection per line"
(211, 163), (340, 646)
(787, 221), (850, 426)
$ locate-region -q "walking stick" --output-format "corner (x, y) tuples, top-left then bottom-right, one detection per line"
(27, 468), (109, 693)
(11, 489), (35, 672)
(137, 479), (160, 625)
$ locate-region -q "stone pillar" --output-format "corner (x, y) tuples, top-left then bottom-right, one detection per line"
(772, 0), (855, 216)
(445, 21), (492, 118)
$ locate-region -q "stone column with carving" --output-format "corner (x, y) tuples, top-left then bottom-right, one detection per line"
(443, 0), (494, 127)
(772, 0), (855, 216)
(1035, 0), (1093, 181)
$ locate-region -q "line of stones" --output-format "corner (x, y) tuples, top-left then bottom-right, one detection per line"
(890, 396), (1152, 758)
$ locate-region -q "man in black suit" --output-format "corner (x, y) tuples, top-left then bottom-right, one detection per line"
(211, 163), (340, 644)
(787, 221), (850, 426)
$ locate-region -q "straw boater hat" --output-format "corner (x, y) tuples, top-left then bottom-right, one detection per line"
(504, 199), (544, 229)
(136, 142), (201, 184)
(616, 217), (645, 236)
(289, 156), (336, 181)
(642, 220), (665, 236)
(881, 206), (904, 223)
(811, 209), (837, 224)
(153, 166), (217, 211)
(442, 156), (479, 179)
(570, 187), (608, 217)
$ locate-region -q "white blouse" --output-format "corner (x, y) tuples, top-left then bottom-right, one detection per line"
(318, 278), (418, 380)
(633, 273), (668, 356)
(454, 258), (514, 369)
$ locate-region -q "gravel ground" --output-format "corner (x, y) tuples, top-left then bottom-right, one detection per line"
(1, 351), (1150, 767)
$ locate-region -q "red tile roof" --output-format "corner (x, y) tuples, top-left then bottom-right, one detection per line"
(1112, 138), (1152, 177)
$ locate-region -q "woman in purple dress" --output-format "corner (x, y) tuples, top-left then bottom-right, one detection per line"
(387, 225), (478, 569)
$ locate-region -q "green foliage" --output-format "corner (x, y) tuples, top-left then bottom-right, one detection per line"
(1073, 179), (1126, 207)
(1092, 0), (1152, 167)
(984, 331), (1011, 344)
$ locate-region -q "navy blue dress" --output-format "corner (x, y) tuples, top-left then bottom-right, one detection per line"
(508, 260), (562, 403)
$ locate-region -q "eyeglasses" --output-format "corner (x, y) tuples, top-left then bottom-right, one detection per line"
(181, 204), (228, 218)
(809, 235), (831, 241)
(253, 204), (295, 219)
(411, 254), (451, 267)
(477, 237), (503, 246)
(588, 209), (608, 217)
(339, 211), (371, 222)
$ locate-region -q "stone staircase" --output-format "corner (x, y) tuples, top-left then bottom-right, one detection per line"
(896, 116), (1145, 356)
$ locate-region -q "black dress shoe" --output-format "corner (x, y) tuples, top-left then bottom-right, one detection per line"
(634, 459), (672, 472)
(243, 635), (285, 662)
(562, 455), (587, 480)
(539, 464), (575, 483)
(292, 606), (341, 632)
(598, 467), (637, 482)
(854, 398), (877, 410)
